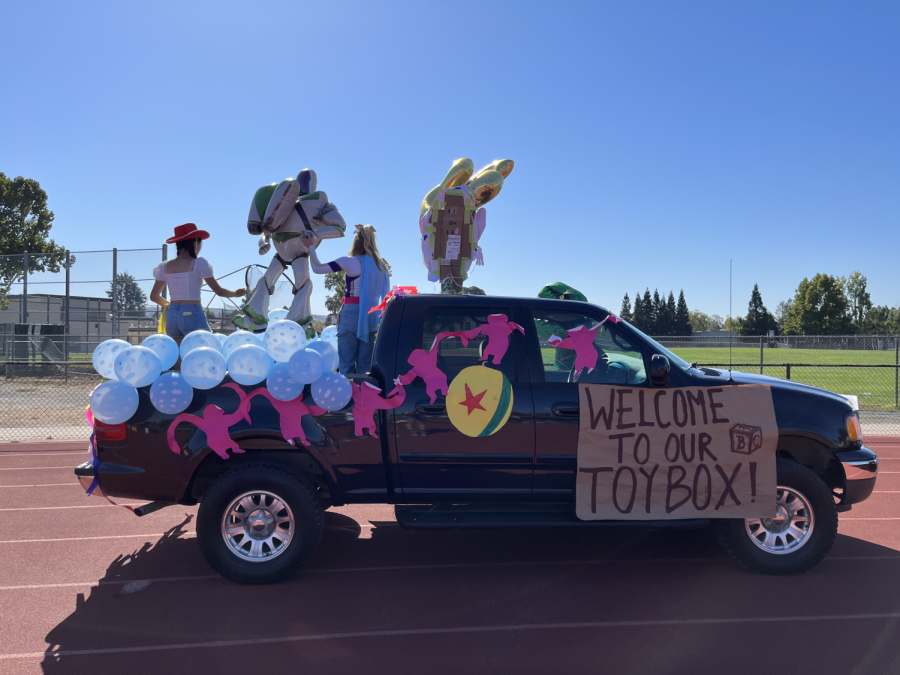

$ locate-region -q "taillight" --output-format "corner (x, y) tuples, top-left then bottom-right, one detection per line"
(95, 421), (127, 442)
(844, 412), (862, 446)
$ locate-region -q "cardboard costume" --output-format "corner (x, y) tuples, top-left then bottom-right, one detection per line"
(236, 169), (346, 333)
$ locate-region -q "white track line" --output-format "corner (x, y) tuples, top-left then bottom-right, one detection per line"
(0, 466), (76, 471)
(0, 504), (139, 511)
(0, 533), (178, 544)
(0, 483), (78, 488)
(3, 613), (900, 659)
(0, 451), (85, 457)
(1, 555), (897, 592)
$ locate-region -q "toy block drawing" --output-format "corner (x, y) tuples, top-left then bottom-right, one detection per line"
(730, 423), (763, 455)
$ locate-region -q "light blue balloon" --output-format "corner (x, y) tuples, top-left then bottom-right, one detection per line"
(181, 347), (227, 390)
(266, 362), (303, 401)
(306, 339), (339, 372)
(311, 372), (352, 412)
(223, 330), (261, 359)
(214, 333), (228, 346)
(92, 339), (130, 380)
(149, 371), (194, 414)
(114, 346), (162, 388)
(264, 319), (307, 362)
(227, 344), (274, 385)
(320, 325), (338, 348)
(89, 380), (139, 424)
(180, 330), (222, 359)
(268, 308), (289, 322)
(288, 348), (324, 384)
(141, 334), (179, 371)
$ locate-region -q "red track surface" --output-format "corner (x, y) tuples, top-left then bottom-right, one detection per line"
(1, 440), (899, 674)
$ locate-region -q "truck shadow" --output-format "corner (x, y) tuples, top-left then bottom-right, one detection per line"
(40, 512), (900, 674)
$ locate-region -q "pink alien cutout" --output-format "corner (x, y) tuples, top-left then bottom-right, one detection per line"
(351, 381), (407, 438)
(547, 319), (609, 381)
(246, 388), (326, 447)
(477, 313), (524, 365)
(167, 383), (253, 459)
(397, 347), (447, 404)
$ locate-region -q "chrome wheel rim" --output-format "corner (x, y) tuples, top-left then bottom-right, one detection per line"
(744, 485), (815, 555)
(221, 490), (294, 562)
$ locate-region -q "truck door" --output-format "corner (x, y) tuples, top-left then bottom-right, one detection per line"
(392, 303), (535, 502)
(525, 305), (649, 502)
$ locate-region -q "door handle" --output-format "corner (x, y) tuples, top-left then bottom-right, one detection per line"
(551, 402), (579, 417)
(416, 398), (446, 415)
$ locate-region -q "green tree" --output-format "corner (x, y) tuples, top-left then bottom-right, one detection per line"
(774, 299), (792, 333)
(324, 271), (345, 316)
(844, 271), (872, 328)
(619, 293), (632, 322)
(642, 288), (655, 334)
(651, 289), (663, 334)
(632, 291), (645, 330)
(462, 286), (485, 295)
(858, 306), (900, 335)
(674, 290), (691, 334)
(740, 284), (777, 336)
(662, 292), (676, 336)
(725, 315), (743, 332)
(0, 173), (71, 309)
(783, 274), (852, 335)
(107, 272), (148, 313)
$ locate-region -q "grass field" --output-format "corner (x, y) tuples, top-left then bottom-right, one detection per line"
(541, 345), (900, 411)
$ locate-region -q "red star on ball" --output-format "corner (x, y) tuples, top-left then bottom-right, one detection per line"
(459, 383), (487, 415)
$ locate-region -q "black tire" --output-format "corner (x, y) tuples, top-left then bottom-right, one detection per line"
(197, 464), (324, 584)
(713, 458), (838, 575)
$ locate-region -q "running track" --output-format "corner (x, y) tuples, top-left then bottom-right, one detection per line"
(1, 439), (898, 674)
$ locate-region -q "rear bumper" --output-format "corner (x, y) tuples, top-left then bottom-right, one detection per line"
(74, 462), (105, 497)
(835, 446), (879, 506)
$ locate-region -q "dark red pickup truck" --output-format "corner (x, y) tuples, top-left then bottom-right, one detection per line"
(76, 294), (879, 583)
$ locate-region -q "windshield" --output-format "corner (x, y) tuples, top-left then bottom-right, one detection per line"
(620, 321), (692, 370)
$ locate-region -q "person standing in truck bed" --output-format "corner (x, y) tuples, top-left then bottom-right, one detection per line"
(149, 223), (246, 345)
(309, 224), (390, 374)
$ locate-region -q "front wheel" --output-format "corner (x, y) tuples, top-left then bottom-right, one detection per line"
(197, 464), (324, 584)
(714, 459), (838, 575)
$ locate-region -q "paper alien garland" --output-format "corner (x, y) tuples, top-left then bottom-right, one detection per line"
(419, 158), (514, 293)
(547, 314), (621, 381)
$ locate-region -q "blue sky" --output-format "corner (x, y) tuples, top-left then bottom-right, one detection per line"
(2, 1), (897, 319)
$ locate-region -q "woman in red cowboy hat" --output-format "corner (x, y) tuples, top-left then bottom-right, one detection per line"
(149, 223), (245, 343)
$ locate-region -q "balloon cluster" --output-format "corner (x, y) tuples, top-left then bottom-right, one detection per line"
(89, 311), (345, 425)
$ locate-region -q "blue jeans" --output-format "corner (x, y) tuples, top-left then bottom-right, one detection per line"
(337, 304), (376, 374)
(165, 303), (211, 338)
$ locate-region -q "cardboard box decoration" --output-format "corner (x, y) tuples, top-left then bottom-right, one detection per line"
(429, 188), (476, 292)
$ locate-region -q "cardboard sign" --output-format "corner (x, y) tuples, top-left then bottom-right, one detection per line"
(445, 234), (461, 260)
(576, 384), (778, 521)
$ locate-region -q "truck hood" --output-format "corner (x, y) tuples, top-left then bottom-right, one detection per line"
(700, 368), (852, 410)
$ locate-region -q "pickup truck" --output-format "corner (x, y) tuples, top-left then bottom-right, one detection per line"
(75, 294), (880, 584)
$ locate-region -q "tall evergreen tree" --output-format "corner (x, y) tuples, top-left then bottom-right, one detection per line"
(643, 288), (655, 334)
(675, 290), (691, 334)
(619, 293), (632, 322)
(662, 292), (677, 336)
(742, 283), (777, 335)
(633, 291), (646, 332)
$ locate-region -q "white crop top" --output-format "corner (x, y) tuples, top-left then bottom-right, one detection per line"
(152, 257), (214, 302)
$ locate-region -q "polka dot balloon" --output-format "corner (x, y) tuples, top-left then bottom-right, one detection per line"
(89, 380), (139, 424)
(141, 334), (179, 371)
(92, 339), (131, 380)
(181, 347), (227, 390)
(264, 319), (307, 362)
(311, 372), (352, 412)
(268, 308), (289, 322)
(226, 344), (274, 386)
(288, 348), (324, 384)
(113, 346), (162, 388)
(180, 330), (223, 359)
(223, 330), (261, 359)
(149, 371), (194, 414)
(266, 362), (303, 401)
(319, 325), (338, 351)
(306, 340), (339, 372)
(213, 333), (228, 346)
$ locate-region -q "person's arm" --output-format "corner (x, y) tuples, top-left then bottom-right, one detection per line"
(309, 245), (361, 276)
(204, 277), (246, 298)
(150, 280), (168, 307)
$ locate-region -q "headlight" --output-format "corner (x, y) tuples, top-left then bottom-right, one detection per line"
(843, 411), (863, 447)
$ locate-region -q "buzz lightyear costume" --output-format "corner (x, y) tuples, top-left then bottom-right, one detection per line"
(234, 169), (346, 333)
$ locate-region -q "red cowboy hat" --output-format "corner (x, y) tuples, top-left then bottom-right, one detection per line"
(166, 223), (210, 244)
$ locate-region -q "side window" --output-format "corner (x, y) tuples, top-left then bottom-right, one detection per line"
(532, 309), (646, 385)
(420, 308), (517, 381)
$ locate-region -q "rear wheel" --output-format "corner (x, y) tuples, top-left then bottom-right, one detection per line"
(714, 459), (837, 575)
(197, 464), (324, 584)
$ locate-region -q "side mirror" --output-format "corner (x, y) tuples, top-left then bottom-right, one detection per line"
(650, 354), (670, 387)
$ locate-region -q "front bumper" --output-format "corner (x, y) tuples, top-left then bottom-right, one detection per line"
(835, 446), (879, 506)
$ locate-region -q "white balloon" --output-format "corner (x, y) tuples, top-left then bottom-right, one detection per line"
(223, 330), (262, 359)
(141, 334), (179, 371)
(180, 330), (222, 359)
(113, 346), (162, 388)
(90, 380), (139, 424)
(268, 308), (289, 322)
(310, 372), (352, 411)
(264, 319), (308, 362)
(92, 339), (131, 380)
(181, 347), (227, 390)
